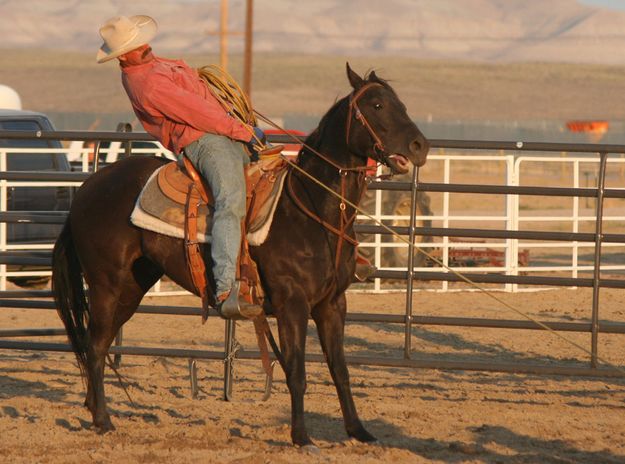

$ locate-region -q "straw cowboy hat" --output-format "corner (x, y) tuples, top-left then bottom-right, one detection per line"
(97, 15), (157, 63)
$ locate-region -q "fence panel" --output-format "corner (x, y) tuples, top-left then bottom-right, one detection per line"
(2, 131), (625, 385)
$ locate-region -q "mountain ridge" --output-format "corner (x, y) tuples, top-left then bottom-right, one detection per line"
(2, 0), (625, 64)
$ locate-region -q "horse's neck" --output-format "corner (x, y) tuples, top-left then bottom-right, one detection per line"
(299, 106), (367, 196)
(287, 98), (368, 226)
(292, 142), (366, 222)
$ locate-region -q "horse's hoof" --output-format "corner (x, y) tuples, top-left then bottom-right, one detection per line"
(300, 444), (321, 455)
(93, 420), (115, 434)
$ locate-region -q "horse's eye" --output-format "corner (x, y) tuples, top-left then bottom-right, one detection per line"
(374, 103), (383, 110)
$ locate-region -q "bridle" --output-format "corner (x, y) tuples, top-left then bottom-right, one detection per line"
(345, 82), (387, 158)
(286, 82), (388, 271)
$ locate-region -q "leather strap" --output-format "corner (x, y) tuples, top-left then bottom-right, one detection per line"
(236, 218), (264, 306)
(286, 168), (365, 271)
(253, 314), (274, 390)
(184, 185), (211, 323)
(345, 82), (386, 153)
(183, 156), (210, 204)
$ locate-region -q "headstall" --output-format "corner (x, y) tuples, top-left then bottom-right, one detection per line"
(287, 82), (387, 271)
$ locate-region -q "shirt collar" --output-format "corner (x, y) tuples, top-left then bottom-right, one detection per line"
(120, 50), (156, 70)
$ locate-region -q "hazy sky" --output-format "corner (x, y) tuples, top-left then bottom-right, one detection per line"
(580, 0), (625, 9)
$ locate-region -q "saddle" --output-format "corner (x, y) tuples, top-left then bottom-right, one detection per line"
(156, 154), (288, 321)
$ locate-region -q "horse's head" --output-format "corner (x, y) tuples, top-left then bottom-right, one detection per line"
(345, 63), (429, 174)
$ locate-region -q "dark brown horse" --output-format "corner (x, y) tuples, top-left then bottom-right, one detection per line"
(52, 64), (429, 447)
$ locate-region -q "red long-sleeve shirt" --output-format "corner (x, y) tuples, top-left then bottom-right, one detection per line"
(121, 52), (252, 154)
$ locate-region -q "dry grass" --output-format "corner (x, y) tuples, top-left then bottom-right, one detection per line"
(4, 49), (625, 121)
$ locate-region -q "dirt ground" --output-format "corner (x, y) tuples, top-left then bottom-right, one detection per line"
(1, 287), (624, 463)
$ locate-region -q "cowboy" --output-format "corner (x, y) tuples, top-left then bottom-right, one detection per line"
(96, 15), (265, 313)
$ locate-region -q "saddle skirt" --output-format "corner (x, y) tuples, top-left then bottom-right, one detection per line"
(130, 156), (288, 246)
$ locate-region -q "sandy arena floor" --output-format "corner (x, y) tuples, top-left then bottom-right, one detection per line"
(1, 288), (625, 463)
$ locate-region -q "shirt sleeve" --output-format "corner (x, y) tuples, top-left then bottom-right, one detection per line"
(144, 73), (253, 142)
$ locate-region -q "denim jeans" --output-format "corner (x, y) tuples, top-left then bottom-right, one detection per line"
(184, 133), (249, 296)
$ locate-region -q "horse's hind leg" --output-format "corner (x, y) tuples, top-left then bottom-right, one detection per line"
(84, 259), (162, 432)
(312, 293), (376, 442)
(84, 292), (118, 432)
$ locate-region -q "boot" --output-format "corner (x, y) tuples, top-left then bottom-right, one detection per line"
(216, 280), (263, 320)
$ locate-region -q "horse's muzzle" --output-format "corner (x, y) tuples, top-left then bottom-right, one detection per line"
(410, 135), (430, 167)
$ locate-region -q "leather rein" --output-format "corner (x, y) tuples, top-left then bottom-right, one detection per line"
(286, 82), (386, 271)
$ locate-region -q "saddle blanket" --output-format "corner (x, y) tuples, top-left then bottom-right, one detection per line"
(130, 163), (287, 246)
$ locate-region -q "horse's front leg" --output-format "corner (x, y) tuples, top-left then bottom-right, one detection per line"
(275, 295), (312, 447)
(312, 293), (376, 442)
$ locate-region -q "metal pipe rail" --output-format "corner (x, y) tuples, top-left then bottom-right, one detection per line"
(374, 270), (625, 289)
(355, 224), (625, 243)
(2, 129), (625, 154)
(0, 338), (622, 378)
(369, 180), (625, 199)
(5, 297), (625, 334)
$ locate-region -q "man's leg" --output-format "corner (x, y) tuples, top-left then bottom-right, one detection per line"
(184, 133), (249, 297)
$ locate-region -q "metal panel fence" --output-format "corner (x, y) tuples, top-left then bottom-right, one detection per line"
(1, 130), (625, 391)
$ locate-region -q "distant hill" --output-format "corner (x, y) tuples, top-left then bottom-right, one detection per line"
(3, 0), (625, 64)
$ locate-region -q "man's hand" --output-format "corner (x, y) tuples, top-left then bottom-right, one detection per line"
(245, 127), (266, 160)
(252, 126), (266, 145)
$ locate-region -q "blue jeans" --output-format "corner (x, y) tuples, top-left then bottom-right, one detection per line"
(184, 133), (249, 296)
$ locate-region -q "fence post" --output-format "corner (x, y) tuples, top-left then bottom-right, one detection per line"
(572, 159), (580, 280)
(403, 166), (419, 359)
(442, 155), (450, 291)
(590, 152), (608, 368)
(0, 150), (6, 291)
(117, 122), (133, 159)
(223, 319), (237, 400)
(113, 328), (123, 368)
(506, 154), (519, 292)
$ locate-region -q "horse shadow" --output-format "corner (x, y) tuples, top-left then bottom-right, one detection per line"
(0, 373), (71, 404)
(301, 412), (625, 462)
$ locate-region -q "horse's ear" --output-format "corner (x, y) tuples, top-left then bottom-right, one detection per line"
(369, 69), (380, 83)
(346, 62), (364, 90)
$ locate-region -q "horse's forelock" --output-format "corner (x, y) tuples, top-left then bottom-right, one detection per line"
(364, 70), (402, 106)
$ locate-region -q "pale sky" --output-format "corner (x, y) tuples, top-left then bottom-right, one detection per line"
(580, 0), (625, 9)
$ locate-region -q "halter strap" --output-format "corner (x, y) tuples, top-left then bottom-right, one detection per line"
(345, 82), (386, 154)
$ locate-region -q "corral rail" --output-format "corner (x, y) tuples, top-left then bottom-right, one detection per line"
(2, 130), (625, 398)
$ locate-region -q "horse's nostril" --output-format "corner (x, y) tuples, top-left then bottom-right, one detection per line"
(410, 139), (422, 154)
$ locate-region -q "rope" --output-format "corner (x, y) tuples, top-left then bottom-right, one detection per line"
(252, 111), (625, 377)
(197, 64), (264, 146)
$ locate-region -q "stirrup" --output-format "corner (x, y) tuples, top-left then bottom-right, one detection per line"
(258, 144), (284, 157)
(216, 281), (263, 320)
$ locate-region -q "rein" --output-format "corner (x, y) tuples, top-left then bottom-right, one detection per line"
(280, 82), (385, 271)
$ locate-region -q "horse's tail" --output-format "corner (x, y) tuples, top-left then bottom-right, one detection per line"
(52, 220), (89, 378)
